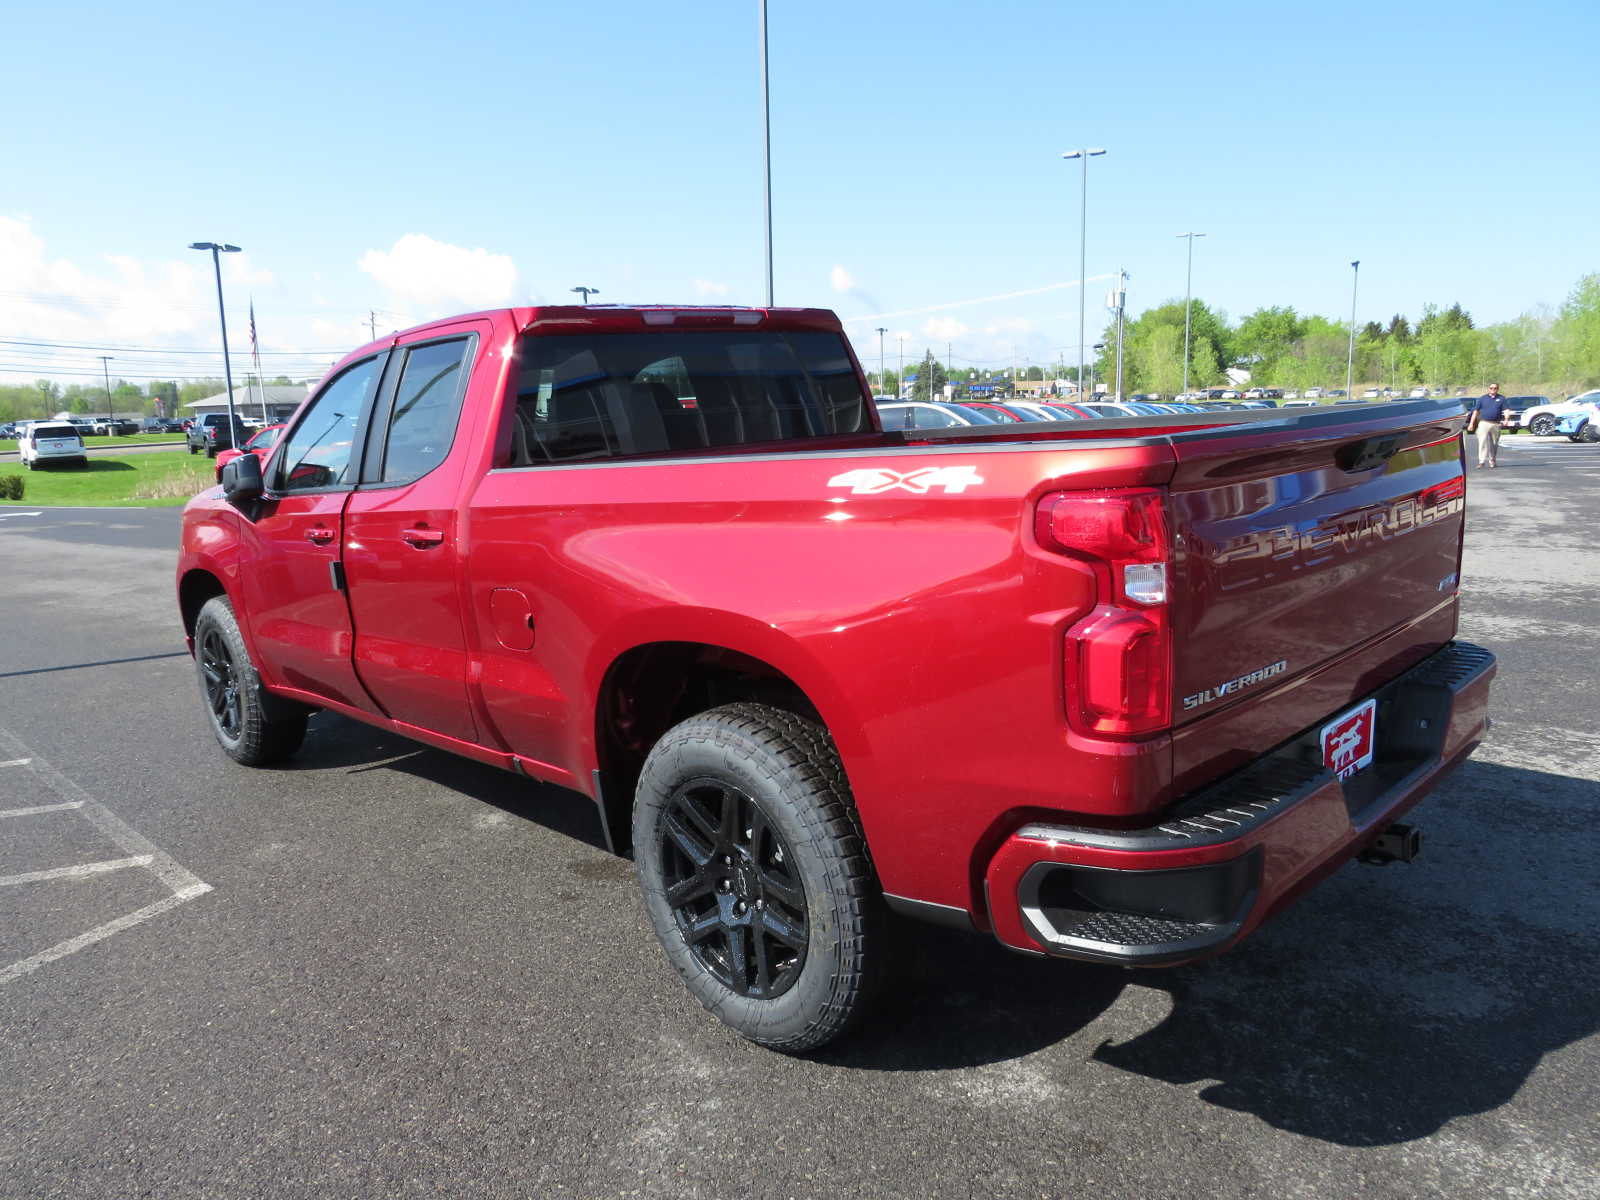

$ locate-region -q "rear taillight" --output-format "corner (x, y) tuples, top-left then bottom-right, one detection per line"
(1036, 489), (1173, 737)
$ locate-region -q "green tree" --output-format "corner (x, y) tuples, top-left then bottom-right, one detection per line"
(909, 351), (947, 402)
(1550, 273), (1600, 388)
(1233, 306), (1303, 380)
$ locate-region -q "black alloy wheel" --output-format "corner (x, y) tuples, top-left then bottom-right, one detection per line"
(191, 595), (308, 766)
(198, 625), (242, 741)
(659, 777), (809, 999)
(633, 703), (884, 1052)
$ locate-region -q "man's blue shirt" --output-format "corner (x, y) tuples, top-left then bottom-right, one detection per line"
(1475, 392), (1507, 421)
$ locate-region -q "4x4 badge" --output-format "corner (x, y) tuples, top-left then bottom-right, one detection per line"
(827, 466), (984, 495)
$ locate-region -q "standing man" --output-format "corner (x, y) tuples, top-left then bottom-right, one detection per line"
(1468, 382), (1507, 468)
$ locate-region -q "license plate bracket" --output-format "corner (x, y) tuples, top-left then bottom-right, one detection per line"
(1321, 698), (1377, 780)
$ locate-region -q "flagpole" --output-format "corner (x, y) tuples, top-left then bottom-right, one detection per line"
(250, 300), (268, 424)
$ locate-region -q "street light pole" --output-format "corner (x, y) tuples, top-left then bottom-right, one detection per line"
(99, 356), (115, 431)
(1177, 232), (1206, 395)
(1062, 148), (1106, 401)
(876, 327), (887, 397)
(1346, 260), (1361, 399)
(570, 286), (598, 304)
(189, 242), (241, 442)
(1112, 268), (1128, 401)
(759, 0), (774, 307)
(897, 336), (905, 399)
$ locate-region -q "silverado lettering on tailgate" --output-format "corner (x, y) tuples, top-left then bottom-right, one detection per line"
(1211, 489), (1464, 567)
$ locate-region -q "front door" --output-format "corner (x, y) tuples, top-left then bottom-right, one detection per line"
(239, 352), (387, 712)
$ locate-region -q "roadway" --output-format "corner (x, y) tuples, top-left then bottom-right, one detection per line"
(1, 439), (1597, 1198)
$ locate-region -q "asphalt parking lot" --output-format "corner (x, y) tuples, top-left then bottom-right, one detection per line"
(2, 435), (1598, 1199)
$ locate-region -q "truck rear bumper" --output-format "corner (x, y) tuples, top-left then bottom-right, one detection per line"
(983, 641), (1495, 964)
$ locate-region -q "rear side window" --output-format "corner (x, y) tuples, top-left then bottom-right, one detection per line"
(508, 330), (867, 465)
(380, 337), (472, 483)
(31, 425), (80, 439)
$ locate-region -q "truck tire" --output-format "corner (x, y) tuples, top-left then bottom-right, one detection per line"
(188, 443), (197, 455)
(633, 703), (883, 1053)
(192, 595), (308, 766)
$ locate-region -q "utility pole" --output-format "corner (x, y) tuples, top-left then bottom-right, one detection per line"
(1346, 260), (1361, 399)
(368, 310), (378, 341)
(99, 356), (115, 430)
(1177, 232), (1206, 395)
(946, 341), (952, 401)
(570, 286), (598, 305)
(876, 327), (887, 397)
(897, 336), (905, 400)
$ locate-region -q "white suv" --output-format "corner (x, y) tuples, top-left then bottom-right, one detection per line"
(18, 422), (88, 469)
(1519, 390), (1600, 437)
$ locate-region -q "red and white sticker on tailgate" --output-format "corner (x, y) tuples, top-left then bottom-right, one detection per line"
(1321, 698), (1377, 780)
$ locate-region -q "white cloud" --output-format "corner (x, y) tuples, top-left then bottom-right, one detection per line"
(0, 216), (215, 348)
(358, 233), (518, 314)
(924, 317), (969, 339)
(830, 265), (855, 293)
(984, 317), (1036, 335)
(692, 278), (731, 298)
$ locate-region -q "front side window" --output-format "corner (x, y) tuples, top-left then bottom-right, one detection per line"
(508, 330), (868, 465)
(381, 338), (471, 483)
(276, 357), (382, 491)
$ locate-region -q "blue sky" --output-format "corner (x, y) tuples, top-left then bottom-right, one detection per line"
(3, 0), (1597, 382)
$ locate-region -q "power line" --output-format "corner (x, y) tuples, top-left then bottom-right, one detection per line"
(0, 336), (346, 355)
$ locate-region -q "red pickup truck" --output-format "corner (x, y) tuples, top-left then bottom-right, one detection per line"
(178, 305), (1494, 1051)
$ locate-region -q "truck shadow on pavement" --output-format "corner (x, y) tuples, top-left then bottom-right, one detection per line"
(288, 722), (1593, 1147)
(1085, 758), (1597, 1146)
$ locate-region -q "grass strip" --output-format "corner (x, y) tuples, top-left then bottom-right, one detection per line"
(0, 451), (217, 508)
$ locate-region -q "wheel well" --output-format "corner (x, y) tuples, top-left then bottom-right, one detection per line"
(178, 569), (227, 637)
(594, 642), (823, 856)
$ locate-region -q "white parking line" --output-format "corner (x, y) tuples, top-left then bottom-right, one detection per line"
(0, 801), (79, 818)
(0, 758), (34, 768)
(0, 726), (212, 984)
(0, 855), (154, 887)
(0, 888), (211, 986)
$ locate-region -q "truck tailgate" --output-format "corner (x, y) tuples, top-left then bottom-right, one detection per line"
(1164, 401), (1467, 789)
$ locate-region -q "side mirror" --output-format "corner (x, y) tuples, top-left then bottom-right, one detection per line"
(221, 452), (264, 503)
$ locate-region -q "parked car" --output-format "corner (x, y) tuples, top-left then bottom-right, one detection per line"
(1520, 391), (1600, 437)
(1304, 387), (1325, 399)
(1556, 404), (1600, 443)
(177, 301), (1494, 1051)
(17, 421), (88, 469)
(0, 422), (20, 440)
(1362, 389), (1383, 399)
(1498, 395), (1549, 432)
(875, 402), (998, 430)
(214, 423), (287, 482)
(1409, 386), (1430, 398)
(186, 413), (251, 457)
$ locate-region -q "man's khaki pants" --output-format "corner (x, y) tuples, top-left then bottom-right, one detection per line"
(1476, 420), (1501, 466)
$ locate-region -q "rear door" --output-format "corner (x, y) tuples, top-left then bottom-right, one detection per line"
(341, 323), (485, 743)
(238, 353), (387, 711)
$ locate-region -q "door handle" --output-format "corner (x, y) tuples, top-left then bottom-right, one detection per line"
(402, 527), (445, 548)
(304, 526), (335, 545)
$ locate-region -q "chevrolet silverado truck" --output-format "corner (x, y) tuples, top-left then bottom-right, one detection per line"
(177, 305), (1495, 1051)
